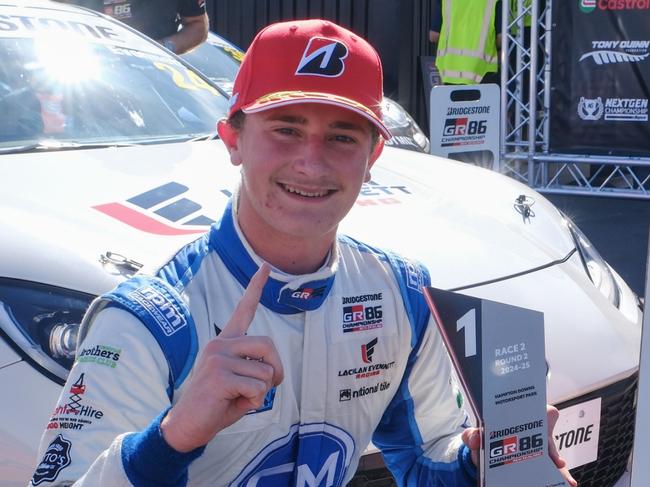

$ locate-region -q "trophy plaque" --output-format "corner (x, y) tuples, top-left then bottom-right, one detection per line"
(424, 287), (568, 487)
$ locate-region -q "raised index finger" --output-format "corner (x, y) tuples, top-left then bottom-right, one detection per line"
(220, 263), (271, 339)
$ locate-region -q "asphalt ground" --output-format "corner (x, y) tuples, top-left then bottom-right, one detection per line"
(544, 194), (650, 297)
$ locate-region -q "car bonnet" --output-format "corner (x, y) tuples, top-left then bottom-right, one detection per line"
(0, 142), (578, 291)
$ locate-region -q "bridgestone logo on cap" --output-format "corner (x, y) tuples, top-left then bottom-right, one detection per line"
(296, 37), (348, 77)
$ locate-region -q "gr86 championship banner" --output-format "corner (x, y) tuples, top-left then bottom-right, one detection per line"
(549, 1), (650, 156)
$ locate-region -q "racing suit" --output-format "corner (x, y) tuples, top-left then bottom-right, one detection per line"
(31, 199), (476, 487)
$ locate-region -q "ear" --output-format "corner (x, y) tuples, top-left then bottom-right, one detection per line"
(217, 119), (243, 166)
(364, 137), (385, 182)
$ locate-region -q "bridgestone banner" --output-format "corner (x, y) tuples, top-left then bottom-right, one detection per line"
(549, 0), (650, 156)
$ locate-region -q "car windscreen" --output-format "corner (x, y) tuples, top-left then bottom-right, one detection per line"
(181, 36), (242, 94)
(0, 8), (228, 148)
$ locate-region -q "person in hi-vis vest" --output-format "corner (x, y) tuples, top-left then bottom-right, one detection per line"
(429, 0), (502, 84)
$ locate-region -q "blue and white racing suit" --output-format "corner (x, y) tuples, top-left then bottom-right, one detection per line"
(31, 199), (476, 487)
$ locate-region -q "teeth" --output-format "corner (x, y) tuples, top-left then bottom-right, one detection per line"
(283, 185), (328, 198)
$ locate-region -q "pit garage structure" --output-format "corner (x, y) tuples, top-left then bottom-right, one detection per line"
(502, 0), (650, 199)
(207, 0), (649, 199)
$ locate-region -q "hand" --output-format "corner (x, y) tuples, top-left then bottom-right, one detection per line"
(461, 405), (577, 487)
(546, 405), (578, 487)
(161, 263), (284, 452)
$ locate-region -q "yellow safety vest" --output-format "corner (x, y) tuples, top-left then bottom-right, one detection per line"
(435, 0), (499, 84)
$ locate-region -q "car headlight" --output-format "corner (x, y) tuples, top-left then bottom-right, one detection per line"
(381, 98), (410, 129)
(413, 131), (430, 153)
(0, 278), (93, 384)
(380, 98), (430, 152)
(566, 220), (621, 308)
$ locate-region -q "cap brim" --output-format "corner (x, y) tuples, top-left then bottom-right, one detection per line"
(241, 91), (392, 140)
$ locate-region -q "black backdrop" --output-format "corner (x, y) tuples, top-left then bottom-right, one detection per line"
(550, 2), (650, 156)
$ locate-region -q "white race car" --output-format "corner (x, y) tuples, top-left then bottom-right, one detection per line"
(0, 2), (642, 486)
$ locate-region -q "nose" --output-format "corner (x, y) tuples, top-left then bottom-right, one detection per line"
(293, 135), (329, 175)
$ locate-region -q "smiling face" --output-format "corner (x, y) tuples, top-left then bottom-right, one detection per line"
(218, 103), (383, 271)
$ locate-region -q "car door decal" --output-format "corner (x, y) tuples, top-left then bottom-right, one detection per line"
(93, 182), (216, 235)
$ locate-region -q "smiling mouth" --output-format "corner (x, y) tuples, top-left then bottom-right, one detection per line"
(282, 184), (332, 198)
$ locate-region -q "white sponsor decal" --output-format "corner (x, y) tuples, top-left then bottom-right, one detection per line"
(577, 97), (648, 122)
(130, 286), (187, 336)
(580, 40), (650, 65)
(591, 40), (650, 50)
(580, 51), (649, 65)
(555, 398), (601, 469)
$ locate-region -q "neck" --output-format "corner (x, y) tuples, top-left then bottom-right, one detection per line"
(242, 229), (333, 275)
(235, 203), (335, 276)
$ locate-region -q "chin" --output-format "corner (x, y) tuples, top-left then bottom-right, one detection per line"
(279, 216), (339, 239)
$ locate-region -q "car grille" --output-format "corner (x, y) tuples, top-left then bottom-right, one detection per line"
(349, 373), (637, 487)
(556, 373), (637, 487)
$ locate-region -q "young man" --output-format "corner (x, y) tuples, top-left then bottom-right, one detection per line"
(31, 19), (574, 487)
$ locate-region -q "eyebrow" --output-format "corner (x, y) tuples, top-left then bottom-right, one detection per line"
(266, 114), (307, 124)
(331, 120), (366, 132)
(265, 114), (367, 132)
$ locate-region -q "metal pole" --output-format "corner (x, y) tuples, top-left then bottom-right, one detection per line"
(542, 0), (553, 154)
(514, 0), (524, 150)
(528, 0), (539, 187)
(534, 154), (650, 166)
(499, 0), (509, 173)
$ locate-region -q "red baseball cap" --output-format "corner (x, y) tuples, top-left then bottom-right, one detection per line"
(228, 19), (391, 139)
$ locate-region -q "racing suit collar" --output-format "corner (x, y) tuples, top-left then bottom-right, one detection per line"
(208, 198), (337, 314)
